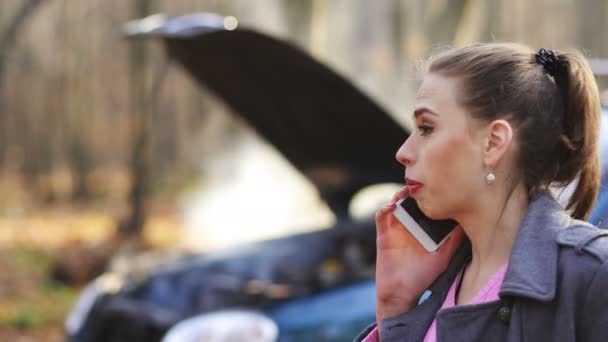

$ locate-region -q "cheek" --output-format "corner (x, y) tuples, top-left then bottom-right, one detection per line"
(420, 133), (479, 215)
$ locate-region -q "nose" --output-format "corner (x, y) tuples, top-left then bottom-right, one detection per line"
(395, 137), (415, 167)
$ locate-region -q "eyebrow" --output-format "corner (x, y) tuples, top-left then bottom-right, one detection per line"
(413, 107), (439, 119)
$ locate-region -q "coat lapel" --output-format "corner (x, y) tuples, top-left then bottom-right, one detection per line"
(500, 191), (569, 301)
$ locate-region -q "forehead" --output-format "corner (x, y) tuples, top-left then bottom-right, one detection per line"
(415, 73), (461, 107)
(414, 73), (481, 133)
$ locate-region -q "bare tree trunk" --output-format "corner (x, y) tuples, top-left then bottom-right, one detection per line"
(0, 0), (45, 87)
(427, 0), (467, 45)
(452, 0), (486, 47)
(309, 0), (328, 57)
(282, 0), (313, 49)
(0, 0), (45, 166)
(120, 0), (156, 238)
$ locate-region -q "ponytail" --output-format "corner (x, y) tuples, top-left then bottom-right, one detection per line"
(552, 51), (601, 220)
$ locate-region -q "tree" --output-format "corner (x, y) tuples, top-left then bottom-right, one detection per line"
(120, 0), (157, 239)
(0, 0), (46, 88)
(0, 0), (46, 166)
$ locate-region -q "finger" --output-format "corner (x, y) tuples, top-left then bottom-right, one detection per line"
(391, 186), (410, 203)
(376, 202), (396, 220)
(375, 202), (396, 234)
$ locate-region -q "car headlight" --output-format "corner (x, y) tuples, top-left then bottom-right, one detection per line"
(162, 310), (278, 342)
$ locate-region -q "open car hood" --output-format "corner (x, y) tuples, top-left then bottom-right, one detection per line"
(128, 14), (409, 216)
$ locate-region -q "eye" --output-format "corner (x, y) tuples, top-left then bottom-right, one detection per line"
(417, 123), (434, 136)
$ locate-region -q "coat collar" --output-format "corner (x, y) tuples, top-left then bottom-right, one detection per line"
(499, 190), (572, 301)
(376, 191), (572, 341)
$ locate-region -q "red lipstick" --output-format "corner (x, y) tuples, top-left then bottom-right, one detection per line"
(405, 178), (423, 194)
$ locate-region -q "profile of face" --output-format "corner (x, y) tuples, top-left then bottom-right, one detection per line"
(396, 73), (513, 220)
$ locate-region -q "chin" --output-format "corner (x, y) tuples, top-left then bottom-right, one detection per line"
(418, 199), (449, 220)
(416, 200), (434, 217)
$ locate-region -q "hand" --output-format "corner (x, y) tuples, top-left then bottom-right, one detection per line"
(375, 186), (464, 322)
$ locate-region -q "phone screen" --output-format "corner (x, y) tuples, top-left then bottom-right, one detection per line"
(399, 197), (458, 244)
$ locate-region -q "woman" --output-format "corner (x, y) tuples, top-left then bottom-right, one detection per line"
(356, 43), (608, 342)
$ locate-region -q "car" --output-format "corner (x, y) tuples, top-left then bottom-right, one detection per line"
(67, 13), (405, 342)
(66, 13), (608, 342)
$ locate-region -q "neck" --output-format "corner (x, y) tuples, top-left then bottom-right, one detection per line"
(457, 183), (529, 278)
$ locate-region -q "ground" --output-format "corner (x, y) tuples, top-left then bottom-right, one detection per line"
(0, 205), (181, 341)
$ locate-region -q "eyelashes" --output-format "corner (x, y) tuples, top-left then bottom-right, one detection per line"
(417, 123), (434, 136)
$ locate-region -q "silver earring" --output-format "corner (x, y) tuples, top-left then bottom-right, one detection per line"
(485, 171), (496, 184)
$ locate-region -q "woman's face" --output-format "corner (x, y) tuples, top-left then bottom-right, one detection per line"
(396, 73), (488, 219)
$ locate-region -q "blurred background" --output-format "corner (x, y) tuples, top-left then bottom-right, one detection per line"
(1, 0), (607, 341)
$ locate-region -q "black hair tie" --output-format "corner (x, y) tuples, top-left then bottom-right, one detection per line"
(535, 48), (562, 76)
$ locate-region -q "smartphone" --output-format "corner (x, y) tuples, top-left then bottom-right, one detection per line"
(392, 197), (458, 252)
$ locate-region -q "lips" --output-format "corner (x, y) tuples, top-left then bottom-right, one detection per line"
(405, 178), (423, 194)
(406, 178), (422, 186)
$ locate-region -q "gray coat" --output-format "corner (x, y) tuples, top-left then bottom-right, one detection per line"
(355, 191), (608, 341)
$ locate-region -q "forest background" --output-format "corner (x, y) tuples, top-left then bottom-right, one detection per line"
(1, 0), (607, 340)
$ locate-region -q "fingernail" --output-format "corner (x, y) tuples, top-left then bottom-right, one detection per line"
(383, 202), (396, 209)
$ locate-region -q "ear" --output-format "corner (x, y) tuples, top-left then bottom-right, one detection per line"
(483, 119), (513, 169)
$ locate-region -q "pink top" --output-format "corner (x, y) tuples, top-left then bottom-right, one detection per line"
(362, 264), (508, 342)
